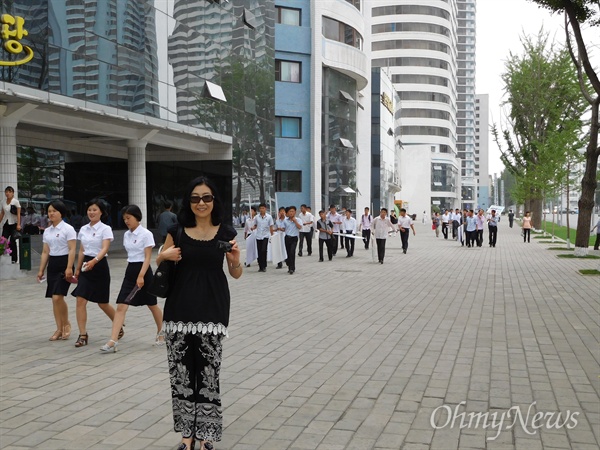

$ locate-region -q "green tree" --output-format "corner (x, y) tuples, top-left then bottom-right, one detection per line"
(528, 0), (599, 254)
(492, 31), (588, 229)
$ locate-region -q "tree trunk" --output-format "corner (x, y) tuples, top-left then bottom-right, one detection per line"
(575, 98), (599, 256)
(531, 197), (543, 230)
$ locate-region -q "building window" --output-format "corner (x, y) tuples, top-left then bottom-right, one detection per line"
(276, 170), (302, 192)
(276, 60), (301, 83)
(275, 116), (301, 138)
(276, 6), (301, 26)
(322, 16), (363, 49)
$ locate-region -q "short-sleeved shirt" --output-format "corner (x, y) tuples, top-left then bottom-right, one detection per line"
(298, 212), (314, 233)
(372, 216), (394, 239)
(487, 215), (499, 227)
(254, 214), (274, 239)
(124, 225), (155, 262)
(284, 217), (302, 237)
(275, 217), (286, 231)
(397, 215), (413, 229)
(43, 220), (77, 256)
(2, 198), (20, 225)
(466, 216), (477, 232)
(476, 214), (486, 230)
(326, 212), (342, 232)
(78, 221), (114, 256)
(158, 210), (177, 237)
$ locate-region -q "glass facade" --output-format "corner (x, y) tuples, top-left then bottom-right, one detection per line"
(321, 68), (357, 210)
(1, 0), (275, 217)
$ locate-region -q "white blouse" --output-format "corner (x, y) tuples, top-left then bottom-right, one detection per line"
(123, 225), (155, 263)
(2, 199), (20, 225)
(42, 221), (76, 256)
(77, 221), (113, 257)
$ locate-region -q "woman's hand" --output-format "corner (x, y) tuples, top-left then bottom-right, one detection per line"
(225, 239), (240, 266)
(161, 245), (182, 262)
(36, 270), (45, 282)
(64, 267), (73, 280)
(136, 275), (145, 288)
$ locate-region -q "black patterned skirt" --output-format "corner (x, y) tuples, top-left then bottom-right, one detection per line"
(71, 256), (110, 303)
(116, 262), (157, 306)
(165, 329), (224, 442)
(45, 255), (72, 298)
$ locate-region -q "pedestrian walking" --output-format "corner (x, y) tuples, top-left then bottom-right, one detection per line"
(432, 212), (440, 237)
(275, 207), (287, 269)
(441, 209), (449, 239)
(508, 209), (515, 228)
(158, 201), (177, 243)
(100, 205), (164, 353)
(342, 209), (357, 257)
(0, 186), (21, 263)
(371, 208), (394, 264)
(522, 211), (533, 243)
(284, 206), (302, 274)
(359, 207), (373, 249)
(158, 176), (241, 450)
(465, 210), (477, 247)
(297, 204), (314, 256)
(316, 210), (334, 261)
(326, 205), (342, 256)
(252, 203), (274, 272)
(487, 209), (499, 247)
(397, 208), (416, 254)
(37, 200), (76, 341)
(475, 209), (486, 247)
(71, 198), (119, 348)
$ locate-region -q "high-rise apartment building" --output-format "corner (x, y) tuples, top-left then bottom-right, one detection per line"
(371, 1), (462, 214)
(475, 94), (490, 210)
(457, 0), (477, 210)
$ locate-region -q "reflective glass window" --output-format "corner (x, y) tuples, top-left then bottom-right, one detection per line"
(276, 171), (302, 192)
(275, 116), (301, 138)
(275, 60), (301, 83)
(276, 6), (301, 26)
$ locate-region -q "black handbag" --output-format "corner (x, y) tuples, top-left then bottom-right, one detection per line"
(147, 226), (182, 298)
(10, 204), (17, 215)
(11, 230), (22, 241)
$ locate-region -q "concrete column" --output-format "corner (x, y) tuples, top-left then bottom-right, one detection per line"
(127, 140), (148, 228)
(0, 117), (19, 195)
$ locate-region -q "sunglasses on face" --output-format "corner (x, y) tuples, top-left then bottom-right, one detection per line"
(190, 194), (215, 204)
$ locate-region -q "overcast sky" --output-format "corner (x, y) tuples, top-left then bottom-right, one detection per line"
(476, 0), (598, 176)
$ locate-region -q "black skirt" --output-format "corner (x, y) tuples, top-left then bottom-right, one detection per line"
(71, 256), (110, 303)
(116, 262), (157, 306)
(45, 255), (72, 298)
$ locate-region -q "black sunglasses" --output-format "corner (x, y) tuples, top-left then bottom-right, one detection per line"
(190, 194), (215, 204)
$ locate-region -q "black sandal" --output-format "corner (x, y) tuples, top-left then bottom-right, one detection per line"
(74, 333), (88, 347)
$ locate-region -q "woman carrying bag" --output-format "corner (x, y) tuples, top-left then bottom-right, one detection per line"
(158, 176), (242, 450)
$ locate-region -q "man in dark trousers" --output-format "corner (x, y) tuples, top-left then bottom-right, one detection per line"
(508, 209), (515, 228)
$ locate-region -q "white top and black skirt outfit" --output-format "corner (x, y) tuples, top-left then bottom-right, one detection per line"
(117, 225), (157, 306)
(72, 221), (113, 303)
(42, 220), (77, 297)
(163, 223), (237, 444)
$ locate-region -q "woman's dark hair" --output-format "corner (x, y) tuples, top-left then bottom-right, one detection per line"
(179, 176), (223, 227)
(86, 198), (108, 219)
(5, 186), (14, 193)
(47, 200), (69, 218)
(121, 204), (142, 222)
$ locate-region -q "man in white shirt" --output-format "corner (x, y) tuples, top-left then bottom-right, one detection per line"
(371, 208), (394, 264)
(326, 205), (343, 256)
(452, 208), (461, 240)
(252, 203), (274, 272)
(342, 209), (357, 257)
(441, 209), (450, 239)
(398, 208), (416, 254)
(359, 207), (373, 250)
(297, 204), (314, 257)
(487, 209), (499, 248)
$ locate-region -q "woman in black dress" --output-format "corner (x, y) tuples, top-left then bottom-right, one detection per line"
(157, 176), (242, 450)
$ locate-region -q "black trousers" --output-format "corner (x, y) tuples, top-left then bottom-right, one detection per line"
(345, 231), (355, 256)
(488, 225), (497, 246)
(319, 238), (333, 261)
(523, 228), (531, 243)
(339, 233), (344, 249)
(400, 229), (409, 250)
(256, 238), (268, 270)
(298, 231), (312, 255)
(594, 233), (599, 250)
(466, 230), (476, 247)
(476, 229), (484, 247)
(362, 229), (371, 249)
(452, 220), (458, 239)
(509, 219), (514, 228)
(376, 238), (386, 262)
(2, 222), (18, 263)
(442, 223), (448, 239)
(285, 235), (298, 271)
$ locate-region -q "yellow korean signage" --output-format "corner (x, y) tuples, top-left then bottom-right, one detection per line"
(0, 14), (34, 66)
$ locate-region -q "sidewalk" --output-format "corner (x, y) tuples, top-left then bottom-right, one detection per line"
(0, 221), (598, 449)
